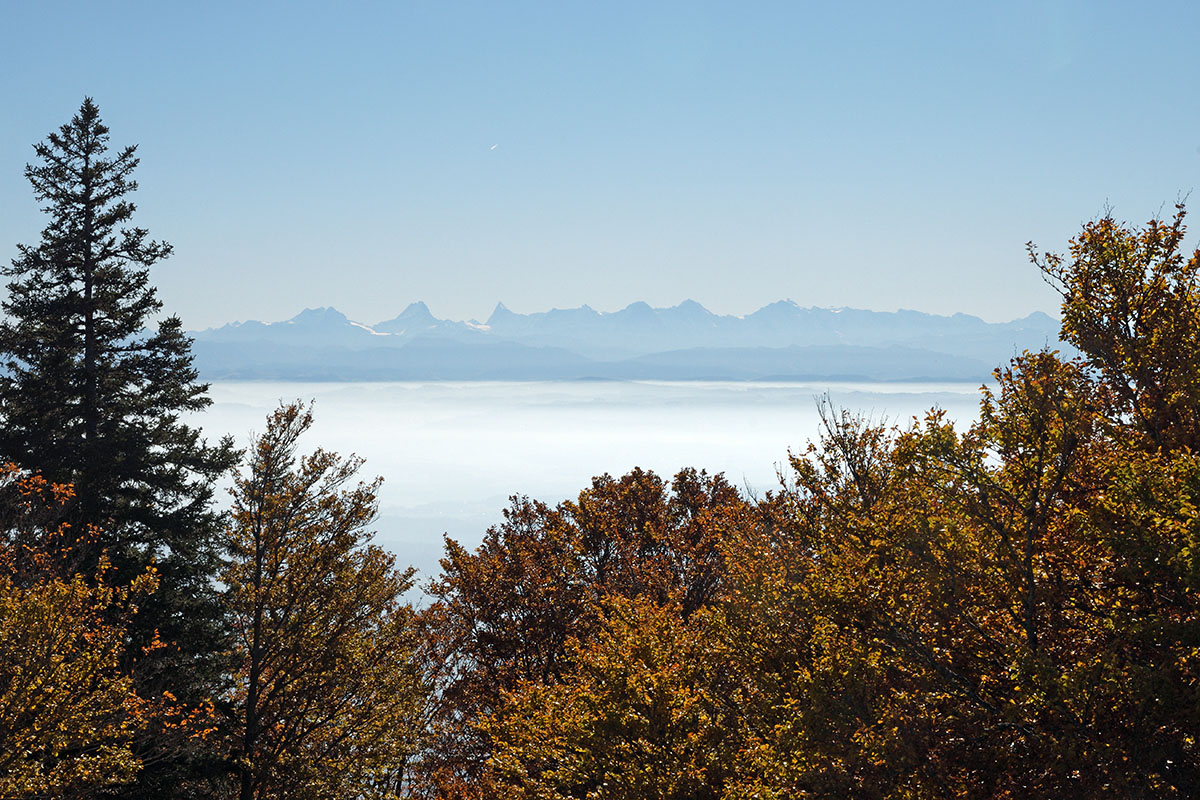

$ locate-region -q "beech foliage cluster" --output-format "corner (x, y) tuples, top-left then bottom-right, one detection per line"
(2, 100), (1198, 799)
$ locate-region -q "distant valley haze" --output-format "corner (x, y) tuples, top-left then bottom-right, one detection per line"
(190, 299), (1063, 382)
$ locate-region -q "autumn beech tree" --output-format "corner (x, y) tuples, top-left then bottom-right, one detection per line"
(485, 595), (736, 800)
(0, 99), (238, 797)
(225, 403), (422, 800)
(710, 208), (1200, 797)
(0, 465), (150, 798)
(1030, 202), (1200, 451)
(417, 204), (1200, 797)
(0, 565), (154, 798)
(417, 468), (760, 797)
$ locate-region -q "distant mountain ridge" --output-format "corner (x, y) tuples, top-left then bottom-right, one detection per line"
(191, 300), (1065, 382)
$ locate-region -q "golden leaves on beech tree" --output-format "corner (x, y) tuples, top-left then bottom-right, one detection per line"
(419, 205), (1200, 797)
(0, 464), (155, 798)
(224, 402), (422, 800)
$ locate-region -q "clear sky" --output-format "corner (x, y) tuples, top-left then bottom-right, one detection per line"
(2, 1), (1198, 329)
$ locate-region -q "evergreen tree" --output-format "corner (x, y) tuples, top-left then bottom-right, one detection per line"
(0, 98), (239, 797)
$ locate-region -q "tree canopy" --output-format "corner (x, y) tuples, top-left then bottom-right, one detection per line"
(0, 98), (238, 797)
(412, 207), (1200, 798)
(225, 403), (422, 800)
(3, 98), (1198, 799)
(0, 464), (151, 798)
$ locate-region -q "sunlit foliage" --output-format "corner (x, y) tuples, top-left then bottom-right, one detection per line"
(0, 465), (151, 798)
(416, 468), (760, 796)
(417, 205), (1200, 798)
(1031, 202), (1200, 451)
(713, 207), (1200, 797)
(225, 403), (422, 800)
(487, 596), (735, 800)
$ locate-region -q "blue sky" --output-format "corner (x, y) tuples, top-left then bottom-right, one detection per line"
(2, 1), (1198, 329)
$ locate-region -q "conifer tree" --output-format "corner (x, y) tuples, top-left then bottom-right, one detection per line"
(0, 98), (238, 797)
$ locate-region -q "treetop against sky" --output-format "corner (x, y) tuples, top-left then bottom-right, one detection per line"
(1, 1), (1198, 329)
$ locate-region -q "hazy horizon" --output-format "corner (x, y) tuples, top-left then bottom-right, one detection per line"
(195, 297), (1060, 331)
(4, 2), (1198, 330)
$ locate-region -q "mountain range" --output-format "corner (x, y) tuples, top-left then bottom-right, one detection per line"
(190, 300), (1066, 382)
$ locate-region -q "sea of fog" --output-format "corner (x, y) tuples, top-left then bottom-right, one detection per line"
(191, 380), (986, 586)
